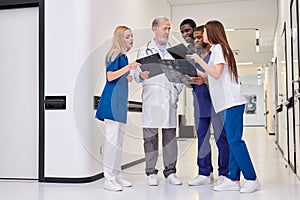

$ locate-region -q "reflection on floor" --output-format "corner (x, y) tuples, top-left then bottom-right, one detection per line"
(1, 127), (300, 200)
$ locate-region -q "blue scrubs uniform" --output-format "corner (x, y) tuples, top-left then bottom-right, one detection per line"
(192, 52), (229, 176)
(96, 54), (129, 124)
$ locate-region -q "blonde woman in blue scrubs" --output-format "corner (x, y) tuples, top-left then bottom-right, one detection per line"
(96, 26), (140, 192)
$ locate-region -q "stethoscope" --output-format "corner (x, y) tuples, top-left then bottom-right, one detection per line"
(145, 40), (172, 55)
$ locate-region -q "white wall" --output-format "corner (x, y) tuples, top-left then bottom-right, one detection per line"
(44, 0), (171, 178)
(273, 0), (300, 176)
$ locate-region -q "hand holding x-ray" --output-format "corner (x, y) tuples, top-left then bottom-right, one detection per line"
(139, 70), (150, 80)
(191, 75), (205, 85)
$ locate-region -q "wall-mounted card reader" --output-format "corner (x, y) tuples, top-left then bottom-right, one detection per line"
(44, 96), (66, 110)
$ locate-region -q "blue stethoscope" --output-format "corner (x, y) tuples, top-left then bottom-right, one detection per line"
(146, 40), (172, 55)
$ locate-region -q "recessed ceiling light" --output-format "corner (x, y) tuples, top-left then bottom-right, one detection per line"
(237, 62), (254, 65)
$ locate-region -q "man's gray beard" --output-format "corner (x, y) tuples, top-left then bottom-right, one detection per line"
(158, 37), (168, 45)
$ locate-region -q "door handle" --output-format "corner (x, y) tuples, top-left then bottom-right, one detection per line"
(44, 96), (66, 110)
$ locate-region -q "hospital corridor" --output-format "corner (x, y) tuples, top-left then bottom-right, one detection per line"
(1, 0), (300, 199)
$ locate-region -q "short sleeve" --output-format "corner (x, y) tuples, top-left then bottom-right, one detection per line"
(213, 44), (225, 65)
(106, 55), (120, 72)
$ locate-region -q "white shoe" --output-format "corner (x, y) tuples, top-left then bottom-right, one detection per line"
(104, 180), (122, 191)
(166, 173), (182, 185)
(215, 175), (227, 186)
(213, 177), (240, 191)
(240, 179), (260, 193)
(148, 174), (158, 186)
(188, 174), (213, 186)
(116, 178), (132, 187)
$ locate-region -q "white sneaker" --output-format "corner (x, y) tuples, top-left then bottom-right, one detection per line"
(188, 174), (213, 186)
(116, 178), (132, 187)
(213, 177), (240, 191)
(104, 180), (122, 191)
(148, 174), (158, 186)
(240, 179), (260, 193)
(215, 175), (227, 186)
(166, 173), (182, 185)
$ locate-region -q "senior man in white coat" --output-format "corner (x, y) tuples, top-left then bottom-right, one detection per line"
(134, 16), (183, 186)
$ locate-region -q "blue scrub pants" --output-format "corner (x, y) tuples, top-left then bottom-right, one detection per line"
(219, 104), (257, 181)
(195, 111), (229, 176)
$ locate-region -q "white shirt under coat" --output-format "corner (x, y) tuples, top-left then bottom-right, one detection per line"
(134, 39), (183, 128)
(207, 44), (246, 113)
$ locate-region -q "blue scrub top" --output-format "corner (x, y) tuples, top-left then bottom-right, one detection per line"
(192, 52), (214, 118)
(96, 54), (129, 123)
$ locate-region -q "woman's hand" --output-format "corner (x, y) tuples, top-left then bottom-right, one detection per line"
(191, 76), (205, 85)
(128, 61), (141, 70)
(186, 53), (202, 64)
(126, 74), (133, 82)
(139, 71), (150, 80)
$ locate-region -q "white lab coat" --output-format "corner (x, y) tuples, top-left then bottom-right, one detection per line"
(134, 39), (183, 128)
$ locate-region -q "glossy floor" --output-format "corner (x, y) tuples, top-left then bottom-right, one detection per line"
(1, 127), (300, 200)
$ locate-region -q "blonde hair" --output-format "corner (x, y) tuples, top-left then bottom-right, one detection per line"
(106, 25), (131, 62)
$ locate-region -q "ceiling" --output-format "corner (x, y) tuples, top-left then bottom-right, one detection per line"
(167, 0), (278, 85)
(168, 0), (255, 5)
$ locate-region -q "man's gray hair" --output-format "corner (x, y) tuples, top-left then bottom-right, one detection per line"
(152, 16), (170, 28)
